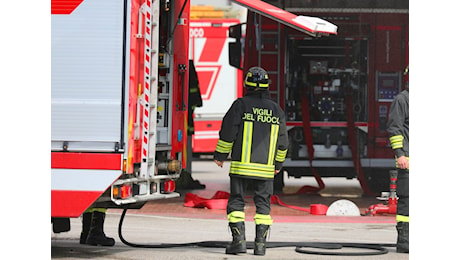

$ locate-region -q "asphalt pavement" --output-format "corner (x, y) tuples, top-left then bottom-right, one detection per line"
(51, 160), (410, 259)
(52, 213), (408, 260)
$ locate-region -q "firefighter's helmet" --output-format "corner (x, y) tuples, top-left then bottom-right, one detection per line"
(403, 65), (409, 83)
(244, 67), (270, 88)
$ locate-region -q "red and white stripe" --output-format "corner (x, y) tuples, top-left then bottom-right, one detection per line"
(140, 0), (153, 177)
(51, 152), (122, 218)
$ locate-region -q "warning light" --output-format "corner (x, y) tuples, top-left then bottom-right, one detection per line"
(123, 159), (127, 173)
(112, 187), (120, 198)
(121, 185), (132, 199)
(113, 184), (133, 199)
(164, 180), (176, 193)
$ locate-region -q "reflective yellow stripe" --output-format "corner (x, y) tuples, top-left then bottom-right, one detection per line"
(230, 161), (275, 179)
(254, 214), (273, 225)
(216, 139), (233, 154)
(267, 124), (279, 166)
(241, 121), (253, 163)
(396, 214), (410, 222)
(275, 149), (287, 162)
(389, 135), (404, 150)
(228, 211), (245, 223)
(84, 208), (107, 213)
(244, 81), (269, 88)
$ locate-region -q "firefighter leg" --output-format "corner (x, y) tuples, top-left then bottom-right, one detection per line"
(396, 169), (409, 253)
(86, 208), (115, 246)
(79, 211), (92, 244)
(226, 177), (247, 254)
(226, 213), (247, 254)
(253, 179), (273, 256)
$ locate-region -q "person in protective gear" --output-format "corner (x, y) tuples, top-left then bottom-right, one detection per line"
(80, 208), (115, 246)
(387, 65), (409, 253)
(214, 67), (288, 255)
(177, 60), (206, 190)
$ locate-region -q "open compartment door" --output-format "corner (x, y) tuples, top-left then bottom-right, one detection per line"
(231, 0), (337, 36)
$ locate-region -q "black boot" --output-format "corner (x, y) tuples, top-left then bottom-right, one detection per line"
(79, 212), (92, 244)
(86, 211), (115, 246)
(396, 222), (409, 253)
(254, 224), (270, 256)
(225, 222), (247, 254)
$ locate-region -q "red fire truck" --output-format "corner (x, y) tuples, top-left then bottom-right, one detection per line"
(228, 0), (409, 195)
(51, 0), (190, 231)
(189, 18), (243, 154)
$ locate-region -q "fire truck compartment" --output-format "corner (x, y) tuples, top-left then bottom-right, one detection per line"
(51, 0), (127, 152)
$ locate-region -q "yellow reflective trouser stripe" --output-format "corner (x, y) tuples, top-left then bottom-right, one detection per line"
(242, 121), (253, 163)
(396, 215), (410, 222)
(84, 208), (107, 213)
(230, 161), (275, 178)
(267, 124), (279, 166)
(254, 214), (273, 225)
(228, 211), (245, 223)
(276, 149), (287, 162)
(389, 135), (404, 149)
(216, 139), (233, 154)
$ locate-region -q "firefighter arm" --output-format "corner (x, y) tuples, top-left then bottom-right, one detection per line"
(274, 113), (289, 171)
(214, 100), (242, 162)
(214, 160), (224, 168)
(396, 156), (409, 169)
(387, 96), (406, 158)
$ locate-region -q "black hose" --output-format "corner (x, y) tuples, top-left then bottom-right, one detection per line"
(295, 243), (389, 256)
(118, 208), (395, 256)
(118, 208), (194, 248)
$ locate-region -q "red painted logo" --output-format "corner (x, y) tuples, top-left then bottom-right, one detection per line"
(51, 0), (84, 14)
(190, 27), (227, 101)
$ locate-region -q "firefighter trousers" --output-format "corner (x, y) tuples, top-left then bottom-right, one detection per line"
(396, 169), (409, 220)
(227, 176), (273, 225)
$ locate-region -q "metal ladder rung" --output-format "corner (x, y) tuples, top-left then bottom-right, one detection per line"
(261, 51), (278, 55)
(261, 31), (278, 35)
(139, 0), (160, 179)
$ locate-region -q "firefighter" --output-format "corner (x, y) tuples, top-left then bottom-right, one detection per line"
(387, 66), (409, 253)
(214, 67), (288, 255)
(80, 208), (115, 246)
(177, 59), (205, 190)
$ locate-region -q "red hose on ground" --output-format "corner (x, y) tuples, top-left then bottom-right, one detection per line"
(183, 187), (328, 214)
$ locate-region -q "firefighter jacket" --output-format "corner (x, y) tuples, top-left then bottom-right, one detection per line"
(387, 90), (409, 160)
(214, 90), (288, 180)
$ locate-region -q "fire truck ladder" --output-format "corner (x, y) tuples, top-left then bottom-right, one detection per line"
(139, 0), (159, 179)
(255, 13), (282, 104)
(111, 0), (179, 206)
